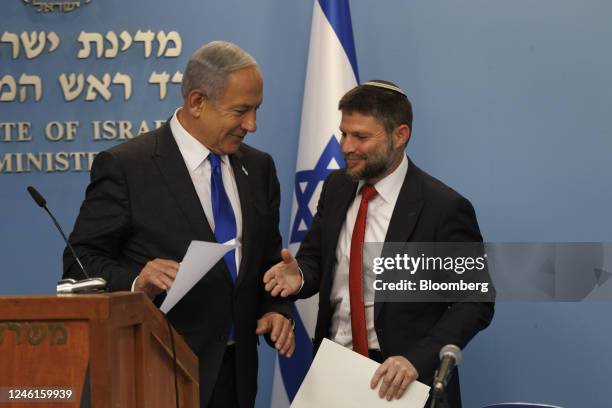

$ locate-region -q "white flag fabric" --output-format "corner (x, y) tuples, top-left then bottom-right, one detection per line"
(271, 0), (359, 405)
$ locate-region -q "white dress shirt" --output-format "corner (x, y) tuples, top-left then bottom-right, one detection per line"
(329, 154), (408, 350)
(132, 109), (243, 291)
(170, 109), (243, 270)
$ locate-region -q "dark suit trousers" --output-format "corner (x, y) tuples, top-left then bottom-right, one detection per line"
(207, 345), (239, 408)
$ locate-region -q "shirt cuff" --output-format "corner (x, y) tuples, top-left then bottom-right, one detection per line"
(131, 277), (138, 292)
(296, 265), (305, 294)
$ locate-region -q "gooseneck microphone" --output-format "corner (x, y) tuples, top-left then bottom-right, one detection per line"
(430, 344), (462, 408)
(27, 186), (89, 278)
(27, 186), (107, 293)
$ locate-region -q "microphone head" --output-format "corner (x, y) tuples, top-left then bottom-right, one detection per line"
(439, 344), (462, 365)
(27, 186), (47, 207)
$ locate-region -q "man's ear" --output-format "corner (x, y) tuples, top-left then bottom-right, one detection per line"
(393, 124), (411, 148)
(186, 90), (207, 118)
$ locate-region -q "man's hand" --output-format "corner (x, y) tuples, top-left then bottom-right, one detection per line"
(255, 312), (295, 358)
(263, 249), (302, 297)
(370, 356), (418, 401)
(134, 258), (179, 299)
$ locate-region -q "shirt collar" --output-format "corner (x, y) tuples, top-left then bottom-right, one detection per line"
(358, 153), (409, 204)
(170, 108), (230, 171)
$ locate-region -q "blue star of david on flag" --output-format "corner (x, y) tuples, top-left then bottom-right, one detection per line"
(290, 135), (345, 244)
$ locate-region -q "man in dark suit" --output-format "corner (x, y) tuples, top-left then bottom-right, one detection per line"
(264, 80), (494, 407)
(63, 41), (294, 408)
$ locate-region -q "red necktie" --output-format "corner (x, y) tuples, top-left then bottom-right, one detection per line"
(349, 184), (378, 357)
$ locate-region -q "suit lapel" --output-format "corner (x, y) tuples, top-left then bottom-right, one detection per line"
(383, 157), (424, 244)
(325, 178), (358, 250)
(229, 150), (252, 289)
(375, 157), (424, 321)
(320, 175), (358, 298)
(152, 122), (217, 244)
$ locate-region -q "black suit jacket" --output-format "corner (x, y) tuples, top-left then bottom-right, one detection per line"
(296, 157), (494, 408)
(63, 121), (291, 408)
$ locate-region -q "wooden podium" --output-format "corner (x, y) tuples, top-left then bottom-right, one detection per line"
(0, 292), (199, 408)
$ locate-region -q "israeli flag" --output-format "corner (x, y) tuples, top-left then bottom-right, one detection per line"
(270, 0), (359, 405)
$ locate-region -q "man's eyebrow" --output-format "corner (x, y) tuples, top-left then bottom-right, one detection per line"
(233, 102), (262, 110)
(339, 128), (370, 135)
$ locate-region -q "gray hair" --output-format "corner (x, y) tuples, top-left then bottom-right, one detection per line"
(181, 41), (258, 103)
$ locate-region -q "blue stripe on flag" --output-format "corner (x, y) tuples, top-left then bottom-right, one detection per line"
(278, 305), (313, 401)
(317, 0), (360, 81)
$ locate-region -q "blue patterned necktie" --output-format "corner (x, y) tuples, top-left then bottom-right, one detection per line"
(208, 152), (238, 283)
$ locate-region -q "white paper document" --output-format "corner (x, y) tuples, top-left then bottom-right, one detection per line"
(160, 240), (236, 313)
(291, 338), (430, 408)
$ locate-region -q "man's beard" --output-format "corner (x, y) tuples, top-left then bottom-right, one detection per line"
(344, 139), (396, 181)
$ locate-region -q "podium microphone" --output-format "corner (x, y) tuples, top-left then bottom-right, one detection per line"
(27, 186), (106, 294)
(430, 344), (462, 408)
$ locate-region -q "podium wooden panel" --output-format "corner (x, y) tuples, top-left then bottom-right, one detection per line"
(0, 292), (199, 408)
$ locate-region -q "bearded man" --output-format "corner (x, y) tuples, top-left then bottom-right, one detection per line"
(263, 80), (494, 407)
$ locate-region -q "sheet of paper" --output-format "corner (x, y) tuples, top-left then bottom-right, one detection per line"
(291, 338), (431, 408)
(160, 240), (236, 313)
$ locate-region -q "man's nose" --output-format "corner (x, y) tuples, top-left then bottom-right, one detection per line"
(340, 135), (354, 154)
(242, 110), (257, 133)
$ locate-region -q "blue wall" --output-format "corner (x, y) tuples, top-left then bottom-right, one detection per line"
(2, 1), (611, 407)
